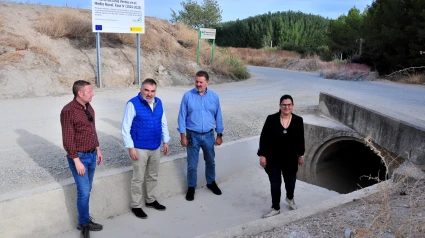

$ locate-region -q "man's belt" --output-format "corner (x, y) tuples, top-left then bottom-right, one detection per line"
(78, 148), (96, 153)
(187, 129), (213, 135)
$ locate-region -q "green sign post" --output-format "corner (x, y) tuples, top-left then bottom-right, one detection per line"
(197, 28), (216, 65)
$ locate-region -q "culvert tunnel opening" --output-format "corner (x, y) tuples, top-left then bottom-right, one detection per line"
(315, 140), (387, 194)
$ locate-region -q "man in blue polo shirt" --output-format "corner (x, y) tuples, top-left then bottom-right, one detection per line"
(178, 70), (224, 201)
(122, 78), (170, 219)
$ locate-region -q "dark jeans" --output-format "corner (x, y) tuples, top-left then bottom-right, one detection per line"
(265, 165), (297, 210)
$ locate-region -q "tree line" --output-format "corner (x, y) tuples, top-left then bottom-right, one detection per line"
(171, 0), (425, 75)
(215, 11), (329, 54)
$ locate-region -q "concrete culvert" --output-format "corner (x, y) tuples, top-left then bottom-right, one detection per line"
(314, 138), (387, 194)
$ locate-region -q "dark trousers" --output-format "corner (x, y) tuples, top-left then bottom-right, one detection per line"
(266, 165), (297, 210)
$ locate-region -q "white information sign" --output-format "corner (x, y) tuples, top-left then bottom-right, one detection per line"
(92, 0), (145, 34)
(199, 28), (216, 39)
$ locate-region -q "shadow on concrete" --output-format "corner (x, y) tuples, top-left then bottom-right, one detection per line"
(15, 129), (77, 225)
(101, 118), (123, 131)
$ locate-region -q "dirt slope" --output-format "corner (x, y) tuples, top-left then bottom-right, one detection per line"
(0, 1), (233, 99)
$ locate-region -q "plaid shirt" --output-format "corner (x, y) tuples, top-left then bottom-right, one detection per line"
(60, 98), (99, 159)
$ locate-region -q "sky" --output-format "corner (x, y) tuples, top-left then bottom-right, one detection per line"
(5, 0), (374, 21)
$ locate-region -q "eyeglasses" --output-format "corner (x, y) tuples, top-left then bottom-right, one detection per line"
(85, 108), (93, 122)
(280, 104), (293, 108)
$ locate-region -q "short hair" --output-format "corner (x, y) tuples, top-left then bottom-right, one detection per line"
(72, 80), (91, 97)
(142, 78), (157, 87)
(280, 94), (294, 104)
(195, 70), (209, 81)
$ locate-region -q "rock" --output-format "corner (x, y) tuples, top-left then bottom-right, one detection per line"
(344, 228), (351, 238)
(289, 231), (297, 238)
(157, 65), (167, 75)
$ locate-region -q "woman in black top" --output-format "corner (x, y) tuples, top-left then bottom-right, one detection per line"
(258, 94), (305, 218)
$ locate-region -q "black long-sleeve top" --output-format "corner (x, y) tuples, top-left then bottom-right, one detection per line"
(257, 112), (305, 170)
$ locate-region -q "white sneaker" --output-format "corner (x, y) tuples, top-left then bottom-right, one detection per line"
(286, 197), (297, 210)
(262, 208), (280, 218)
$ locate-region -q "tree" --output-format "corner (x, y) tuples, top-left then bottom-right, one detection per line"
(170, 0), (222, 28)
(327, 7), (364, 58)
(362, 0), (425, 74)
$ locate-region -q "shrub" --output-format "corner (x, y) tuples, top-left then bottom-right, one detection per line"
(319, 61), (374, 81)
(0, 32), (29, 50)
(0, 51), (24, 65)
(211, 53), (249, 80)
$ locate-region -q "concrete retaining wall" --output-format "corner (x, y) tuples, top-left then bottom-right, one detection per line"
(0, 137), (260, 238)
(319, 93), (425, 165)
(299, 114), (359, 184)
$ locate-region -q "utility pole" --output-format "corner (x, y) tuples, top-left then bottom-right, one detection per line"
(356, 38), (365, 56)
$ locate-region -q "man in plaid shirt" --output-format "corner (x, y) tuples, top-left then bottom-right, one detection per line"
(60, 80), (103, 238)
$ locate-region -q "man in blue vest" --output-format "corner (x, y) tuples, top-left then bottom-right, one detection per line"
(122, 78), (170, 219)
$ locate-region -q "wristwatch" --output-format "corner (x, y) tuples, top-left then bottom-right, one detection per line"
(217, 133), (223, 137)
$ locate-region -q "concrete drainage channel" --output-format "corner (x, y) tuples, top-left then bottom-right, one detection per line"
(2, 92), (423, 237)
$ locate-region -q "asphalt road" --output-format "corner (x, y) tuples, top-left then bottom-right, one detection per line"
(1, 66), (424, 195)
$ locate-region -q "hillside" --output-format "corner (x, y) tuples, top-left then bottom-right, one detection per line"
(0, 1), (247, 99)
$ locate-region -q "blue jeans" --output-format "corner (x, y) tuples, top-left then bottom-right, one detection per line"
(68, 151), (97, 226)
(186, 130), (215, 188)
(265, 165), (297, 210)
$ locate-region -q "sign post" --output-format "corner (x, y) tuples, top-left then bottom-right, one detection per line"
(197, 28), (216, 65)
(92, 0), (145, 86)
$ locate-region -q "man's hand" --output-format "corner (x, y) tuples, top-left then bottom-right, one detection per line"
(298, 156), (305, 166)
(129, 148), (138, 160)
(73, 158), (86, 176)
(180, 134), (188, 147)
(163, 143), (169, 156)
(260, 156), (267, 168)
(215, 136), (223, 146)
(96, 147), (103, 165)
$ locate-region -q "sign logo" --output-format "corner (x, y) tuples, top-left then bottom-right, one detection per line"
(130, 27), (143, 32)
(95, 25), (103, 31)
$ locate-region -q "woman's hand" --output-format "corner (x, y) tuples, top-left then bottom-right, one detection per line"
(298, 156), (304, 166)
(260, 156), (267, 168)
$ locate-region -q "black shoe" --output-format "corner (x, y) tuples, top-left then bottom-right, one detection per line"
(77, 217), (103, 231)
(131, 208), (148, 219)
(146, 200), (166, 211)
(80, 224), (90, 238)
(207, 181), (222, 195)
(186, 187), (195, 201)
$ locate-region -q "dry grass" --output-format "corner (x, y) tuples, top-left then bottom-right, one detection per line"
(229, 47), (300, 67)
(387, 72), (425, 85)
(319, 61), (376, 81)
(0, 32), (29, 50)
(359, 137), (425, 238)
(34, 9), (122, 48)
(28, 46), (60, 65)
(32, 8), (249, 79)
(0, 51), (24, 64)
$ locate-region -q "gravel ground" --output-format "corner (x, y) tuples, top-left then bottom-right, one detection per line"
(1, 66), (425, 196)
(251, 179), (425, 238)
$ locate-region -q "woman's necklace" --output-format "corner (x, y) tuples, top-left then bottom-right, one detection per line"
(280, 114), (292, 134)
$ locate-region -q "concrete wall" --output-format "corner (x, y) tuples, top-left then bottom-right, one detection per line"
(300, 114), (360, 184)
(319, 93), (425, 165)
(0, 137), (259, 238)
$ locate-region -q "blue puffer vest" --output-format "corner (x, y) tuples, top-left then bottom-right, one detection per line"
(129, 94), (163, 150)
